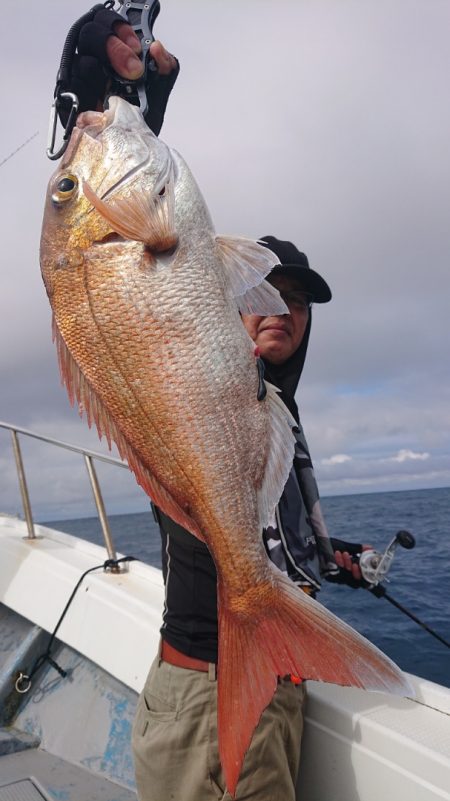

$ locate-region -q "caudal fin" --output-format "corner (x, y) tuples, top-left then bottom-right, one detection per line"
(217, 571), (412, 797)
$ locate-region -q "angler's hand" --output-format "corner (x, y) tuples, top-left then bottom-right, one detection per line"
(327, 539), (372, 589)
(334, 546), (372, 582)
(106, 33), (178, 80)
(57, 6), (179, 135)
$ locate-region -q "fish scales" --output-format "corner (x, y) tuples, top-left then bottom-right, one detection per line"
(41, 97), (413, 798)
(59, 218), (269, 582)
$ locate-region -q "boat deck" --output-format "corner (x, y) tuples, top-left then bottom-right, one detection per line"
(0, 743), (136, 801)
(0, 598), (139, 801)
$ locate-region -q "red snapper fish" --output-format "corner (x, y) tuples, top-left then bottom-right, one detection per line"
(40, 97), (412, 797)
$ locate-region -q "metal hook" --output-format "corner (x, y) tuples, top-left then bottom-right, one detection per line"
(15, 672), (32, 694)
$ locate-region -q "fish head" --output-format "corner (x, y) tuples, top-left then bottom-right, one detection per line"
(40, 97), (184, 294)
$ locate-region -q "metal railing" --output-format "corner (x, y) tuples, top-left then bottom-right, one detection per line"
(0, 421), (129, 562)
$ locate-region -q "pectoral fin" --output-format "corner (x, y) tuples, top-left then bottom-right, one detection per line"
(83, 180), (177, 252)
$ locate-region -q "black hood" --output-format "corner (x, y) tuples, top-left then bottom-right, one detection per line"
(263, 314), (311, 424)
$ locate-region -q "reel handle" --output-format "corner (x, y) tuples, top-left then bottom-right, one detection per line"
(395, 530), (415, 549)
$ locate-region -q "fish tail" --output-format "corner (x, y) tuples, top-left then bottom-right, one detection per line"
(217, 571), (412, 797)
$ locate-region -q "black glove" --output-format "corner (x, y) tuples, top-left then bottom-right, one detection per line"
(326, 537), (369, 589)
(330, 537), (363, 556)
(57, 6), (179, 136)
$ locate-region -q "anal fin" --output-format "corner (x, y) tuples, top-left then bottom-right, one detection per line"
(257, 382), (297, 529)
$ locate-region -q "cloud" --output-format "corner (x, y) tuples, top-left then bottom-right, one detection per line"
(1, 0), (450, 515)
(390, 449), (430, 463)
(321, 454), (352, 466)
(315, 450), (449, 497)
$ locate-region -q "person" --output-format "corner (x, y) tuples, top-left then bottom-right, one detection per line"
(132, 238), (368, 801)
(59, 9), (369, 800)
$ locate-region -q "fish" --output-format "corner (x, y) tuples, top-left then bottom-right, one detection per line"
(40, 97), (412, 797)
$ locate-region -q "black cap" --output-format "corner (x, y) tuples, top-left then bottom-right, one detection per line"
(259, 235), (332, 303)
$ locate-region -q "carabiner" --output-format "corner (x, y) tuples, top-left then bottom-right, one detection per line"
(47, 92), (79, 161)
(46, 2), (105, 160)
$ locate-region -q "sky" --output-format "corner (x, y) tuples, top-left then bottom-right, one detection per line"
(1, 0), (449, 521)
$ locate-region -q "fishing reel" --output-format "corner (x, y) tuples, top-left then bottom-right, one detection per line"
(359, 530), (415, 587)
(359, 530), (449, 649)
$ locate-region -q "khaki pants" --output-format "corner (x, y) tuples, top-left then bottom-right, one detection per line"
(132, 655), (305, 801)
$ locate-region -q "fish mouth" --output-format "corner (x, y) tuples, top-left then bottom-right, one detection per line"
(71, 97), (178, 252)
(71, 95), (177, 200)
(76, 97), (143, 139)
(76, 97), (175, 205)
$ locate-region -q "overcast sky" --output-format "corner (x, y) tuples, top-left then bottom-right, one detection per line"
(1, 0), (449, 521)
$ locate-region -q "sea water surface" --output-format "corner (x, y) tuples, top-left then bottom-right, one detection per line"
(46, 486), (450, 687)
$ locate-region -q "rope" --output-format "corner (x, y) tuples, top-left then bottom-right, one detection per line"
(15, 555), (137, 693)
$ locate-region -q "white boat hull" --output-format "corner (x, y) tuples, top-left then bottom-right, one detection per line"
(1, 515), (449, 800)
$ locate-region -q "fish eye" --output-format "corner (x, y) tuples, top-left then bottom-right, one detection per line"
(52, 174), (79, 204)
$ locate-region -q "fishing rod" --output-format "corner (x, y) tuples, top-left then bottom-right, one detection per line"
(358, 530), (450, 649)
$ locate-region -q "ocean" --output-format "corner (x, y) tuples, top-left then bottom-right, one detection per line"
(45, 486), (450, 688)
